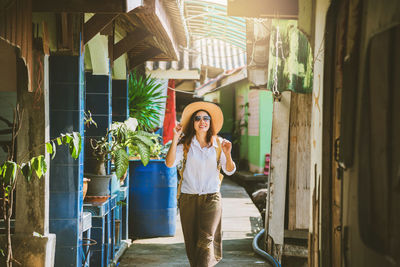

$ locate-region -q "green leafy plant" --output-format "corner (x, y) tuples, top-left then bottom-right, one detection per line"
(128, 71), (167, 131)
(87, 118), (154, 179)
(129, 133), (167, 160)
(0, 105), (81, 267)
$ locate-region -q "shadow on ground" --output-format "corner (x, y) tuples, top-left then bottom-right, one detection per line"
(119, 238), (272, 267)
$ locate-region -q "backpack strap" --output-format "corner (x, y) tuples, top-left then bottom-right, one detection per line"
(177, 143), (190, 200)
(215, 137), (224, 182)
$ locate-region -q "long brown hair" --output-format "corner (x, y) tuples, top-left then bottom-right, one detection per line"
(179, 109), (214, 148)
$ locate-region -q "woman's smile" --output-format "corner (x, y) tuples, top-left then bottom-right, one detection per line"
(194, 111), (210, 132)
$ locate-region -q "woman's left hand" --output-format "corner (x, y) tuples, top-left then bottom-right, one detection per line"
(221, 139), (232, 155)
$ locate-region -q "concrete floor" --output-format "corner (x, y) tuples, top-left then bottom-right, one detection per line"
(118, 178), (272, 267)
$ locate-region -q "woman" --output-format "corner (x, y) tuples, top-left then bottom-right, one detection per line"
(166, 101), (236, 267)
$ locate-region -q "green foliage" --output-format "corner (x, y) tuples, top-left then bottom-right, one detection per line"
(61, 132), (82, 159)
(84, 110), (97, 128)
(21, 161), (33, 182)
(132, 133), (155, 147)
(117, 200), (127, 206)
(128, 71), (167, 131)
(0, 132), (81, 185)
(128, 132), (169, 162)
(30, 155), (47, 179)
(88, 118), (153, 177)
(114, 149), (129, 180)
(1, 161), (18, 184)
(135, 141), (150, 166)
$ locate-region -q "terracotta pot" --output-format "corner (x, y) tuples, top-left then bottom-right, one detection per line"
(83, 178), (90, 200)
(85, 195), (110, 203)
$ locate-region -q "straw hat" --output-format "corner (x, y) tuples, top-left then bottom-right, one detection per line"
(181, 101), (224, 135)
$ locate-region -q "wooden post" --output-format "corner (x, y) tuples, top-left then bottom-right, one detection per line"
(288, 93), (312, 230)
(265, 91), (291, 261)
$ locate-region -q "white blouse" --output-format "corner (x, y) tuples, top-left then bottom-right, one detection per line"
(172, 136), (236, 195)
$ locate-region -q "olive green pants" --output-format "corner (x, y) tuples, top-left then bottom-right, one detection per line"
(179, 192), (222, 267)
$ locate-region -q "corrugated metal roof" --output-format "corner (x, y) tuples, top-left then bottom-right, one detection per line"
(146, 37), (246, 76)
(146, 0), (246, 77)
(185, 0), (246, 50)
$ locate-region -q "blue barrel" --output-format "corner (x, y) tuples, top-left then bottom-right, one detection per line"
(129, 159), (177, 238)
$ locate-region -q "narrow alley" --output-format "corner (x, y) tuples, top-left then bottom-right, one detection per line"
(1, 0), (399, 266)
(119, 178), (271, 267)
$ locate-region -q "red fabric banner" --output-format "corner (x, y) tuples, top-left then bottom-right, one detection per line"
(162, 79), (176, 144)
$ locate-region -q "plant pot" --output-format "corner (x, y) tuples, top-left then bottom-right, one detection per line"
(84, 173), (113, 196)
(83, 178), (91, 200)
(84, 139), (107, 175)
(85, 195), (110, 204)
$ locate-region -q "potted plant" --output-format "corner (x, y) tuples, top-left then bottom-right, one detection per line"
(84, 117), (154, 199)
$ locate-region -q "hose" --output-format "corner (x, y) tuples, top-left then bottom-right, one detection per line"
(252, 229), (281, 267)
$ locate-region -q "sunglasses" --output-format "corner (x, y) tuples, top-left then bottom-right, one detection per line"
(194, 115), (211, 122)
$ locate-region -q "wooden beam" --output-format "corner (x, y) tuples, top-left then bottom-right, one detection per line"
(42, 21), (50, 55)
(129, 47), (162, 70)
(284, 229), (309, 240)
(113, 28), (150, 61)
(108, 34), (114, 67)
(61, 13), (69, 48)
(32, 0), (143, 13)
(83, 14), (119, 44)
(135, 0), (180, 60)
(100, 23), (114, 36)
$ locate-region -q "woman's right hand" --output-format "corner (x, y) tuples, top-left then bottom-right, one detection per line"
(166, 124), (182, 167)
(173, 124), (183, 142)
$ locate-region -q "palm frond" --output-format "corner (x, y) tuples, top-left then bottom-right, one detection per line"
(128, 70), (167, 131)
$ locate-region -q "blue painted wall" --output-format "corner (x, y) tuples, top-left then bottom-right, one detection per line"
(112, 79), (130, 241)
(49, 55), (85, 266)
(112, 79), (128, 123)
(85, 73), (112, 139)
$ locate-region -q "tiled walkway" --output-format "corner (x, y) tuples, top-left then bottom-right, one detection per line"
(118, 178), (272, 267)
